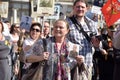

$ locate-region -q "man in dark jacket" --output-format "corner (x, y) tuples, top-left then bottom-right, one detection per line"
(93, 25), (116, 80)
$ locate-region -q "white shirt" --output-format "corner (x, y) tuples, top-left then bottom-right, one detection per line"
(22, 37), (36, 69)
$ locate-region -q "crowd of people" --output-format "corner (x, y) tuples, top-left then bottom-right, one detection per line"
(0, 0), (120, 80)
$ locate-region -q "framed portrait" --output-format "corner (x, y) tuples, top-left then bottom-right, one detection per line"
(46, 5), (60, 20)
(20, 15), (32, 32)
(0, 2), (9, 18)
(31, 0), (54, 16)
(31, 0), (40, 17)
(38, 0), (55, 15)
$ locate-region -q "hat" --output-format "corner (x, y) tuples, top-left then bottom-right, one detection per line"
(108, 25), (117, 32)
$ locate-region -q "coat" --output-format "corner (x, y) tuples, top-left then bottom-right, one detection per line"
(23, 37), (80, 80)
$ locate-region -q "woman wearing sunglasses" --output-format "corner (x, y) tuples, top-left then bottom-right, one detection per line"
(21, 22), (42, 77)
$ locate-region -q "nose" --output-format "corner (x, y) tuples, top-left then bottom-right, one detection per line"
(56, 27), (60, 30)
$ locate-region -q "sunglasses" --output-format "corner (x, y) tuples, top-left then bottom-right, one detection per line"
(15, 27), (20, 28)
(31, 28), (40, 32)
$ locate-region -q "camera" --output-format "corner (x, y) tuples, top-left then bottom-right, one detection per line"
(95, 35), (103, 41)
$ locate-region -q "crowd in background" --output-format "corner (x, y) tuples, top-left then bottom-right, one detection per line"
(0, 0), (120, 80)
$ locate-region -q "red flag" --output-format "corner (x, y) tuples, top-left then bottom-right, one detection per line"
(101, 0), (120, 27)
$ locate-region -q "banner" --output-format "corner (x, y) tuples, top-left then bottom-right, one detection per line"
(101, 0), (120, 27)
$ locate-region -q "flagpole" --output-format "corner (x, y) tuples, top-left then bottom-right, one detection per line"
(100, 14), (104, 29)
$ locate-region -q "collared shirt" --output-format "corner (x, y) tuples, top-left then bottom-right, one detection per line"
(66, 16), (98, 66)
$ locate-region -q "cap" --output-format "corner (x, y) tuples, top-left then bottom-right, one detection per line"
(108, 25), (117, 32)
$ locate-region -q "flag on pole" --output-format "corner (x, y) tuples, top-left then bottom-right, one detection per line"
(101, 0), (120, 27)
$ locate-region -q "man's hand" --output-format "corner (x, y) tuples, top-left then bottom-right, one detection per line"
(76, 55), (84, 65)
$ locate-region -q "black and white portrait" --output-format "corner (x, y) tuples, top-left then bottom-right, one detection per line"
(33, 0), (38, 12)
(20, 16), (32, 32)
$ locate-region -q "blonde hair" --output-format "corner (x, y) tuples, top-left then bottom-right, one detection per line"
(53, 19), (69, 30)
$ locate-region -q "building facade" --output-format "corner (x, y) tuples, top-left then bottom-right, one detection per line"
(0, 0), (96, 23)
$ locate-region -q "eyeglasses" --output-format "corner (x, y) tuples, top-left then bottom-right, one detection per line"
(31, 28), (40, 32)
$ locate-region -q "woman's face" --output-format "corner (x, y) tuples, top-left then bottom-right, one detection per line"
(14, 25), (20, 33)
(53, 20), (69, 38)
(30, 25), (41, 40)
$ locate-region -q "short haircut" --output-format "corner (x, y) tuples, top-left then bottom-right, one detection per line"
(53, 19), (69, 30)
(30, 22), (42, 32)
(73, 0), (88, 7)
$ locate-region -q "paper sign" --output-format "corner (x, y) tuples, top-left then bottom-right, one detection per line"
(20, 15), (32, 32)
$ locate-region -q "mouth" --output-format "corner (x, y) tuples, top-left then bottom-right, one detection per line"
(55, 31), (61, 34)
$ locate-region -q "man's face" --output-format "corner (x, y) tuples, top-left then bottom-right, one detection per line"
(73, 1), (87, 17)
(44, 22), (50, 35)
(26, 17), (29, 22)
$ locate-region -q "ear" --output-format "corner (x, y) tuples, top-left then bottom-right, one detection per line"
(67, 29), (70, 34)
